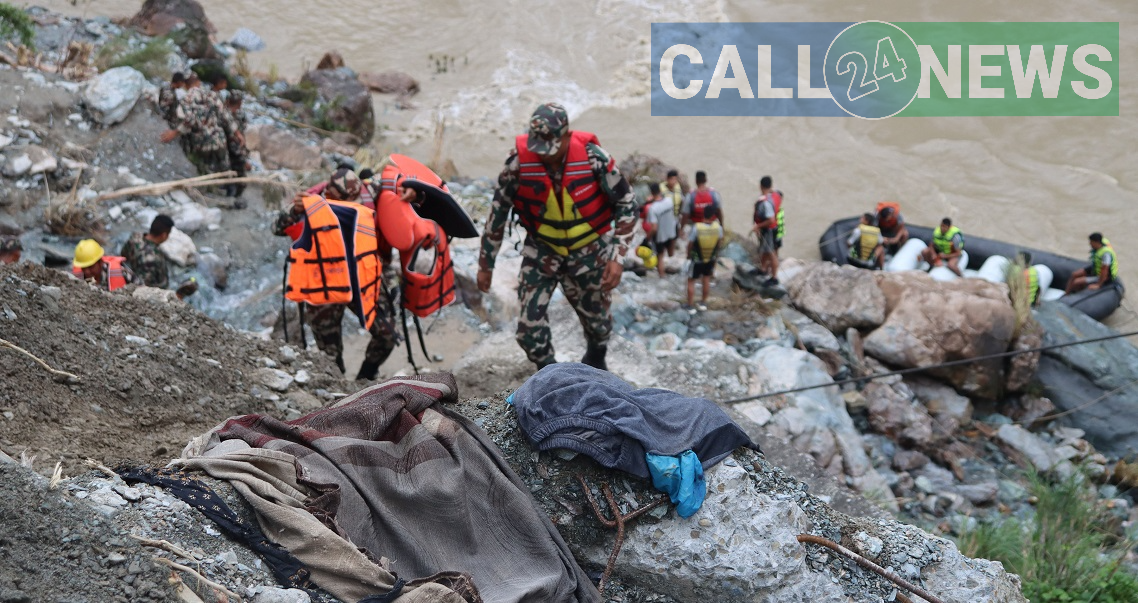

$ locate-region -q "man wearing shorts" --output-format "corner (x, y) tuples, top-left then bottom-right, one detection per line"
(645, 183), (679, 276)
(753, 177), (782, 286)
(687, 217), (723, 312)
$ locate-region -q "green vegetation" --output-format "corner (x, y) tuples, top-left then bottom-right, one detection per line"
(94, 34), (176, 80)
(0, 2), (35, 49)
(1005, 254), (1035, 337)
(959, 472), (1138, 603)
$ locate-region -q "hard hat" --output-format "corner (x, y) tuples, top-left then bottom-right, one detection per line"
(73, 239), (105, 268)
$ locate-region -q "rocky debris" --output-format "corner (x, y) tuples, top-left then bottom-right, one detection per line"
(454, 395), (1028, 603)
(298, 66), (374, 143)
(786, 262), (886, 332)
(865, 271), (1016, 400)
(83, 67), (148, 126)
(908, 377), (974, 432)
(229, 27), (266, 52)
(0, 463), (180, 603)
(0, 263), (348, 472)
(996, 424), (1068, 475)
(359, 71), (420, 97)
(246, 124), (324, 171)
(1004, 324), (1043, 393)
(1032, 301), (1138, 457)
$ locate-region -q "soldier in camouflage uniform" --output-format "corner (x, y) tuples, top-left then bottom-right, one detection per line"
(160, 73), (229, 176)
(157, 72), (187, 127)
(120, 214), (199, 299)
(273, 168), (399, 380)
(221, 91), (250, 200)
(477, 103), (637, 371)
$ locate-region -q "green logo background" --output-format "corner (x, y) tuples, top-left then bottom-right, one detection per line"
(824, 21), (922, 119)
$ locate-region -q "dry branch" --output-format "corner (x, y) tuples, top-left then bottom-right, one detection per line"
(0, 338), (80, 381)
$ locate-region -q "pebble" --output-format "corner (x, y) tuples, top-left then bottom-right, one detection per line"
(293, 369), (310, 385)
(124, 335), (150, 346)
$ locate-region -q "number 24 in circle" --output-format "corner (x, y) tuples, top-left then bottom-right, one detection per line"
(836, 37), (908, 101)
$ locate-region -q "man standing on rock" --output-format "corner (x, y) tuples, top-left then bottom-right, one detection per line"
(0, 238), (21, 264)
(752, 176), (783, 287)
(477, 103), (637, 371)
(159, 73), (229, 177)
(273, 167), (398, 380)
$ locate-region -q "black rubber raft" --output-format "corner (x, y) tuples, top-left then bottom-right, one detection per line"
(819, 216), (1125, 321)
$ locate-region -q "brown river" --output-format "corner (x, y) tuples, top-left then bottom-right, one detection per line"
(31, 0), (1138, 329)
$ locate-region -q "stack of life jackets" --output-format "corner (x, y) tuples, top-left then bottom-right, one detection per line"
(285, 196), (382, 330)
(512, 131), (613, 257)
(374, 162), (457, 318)
(72, 256), (128, 291)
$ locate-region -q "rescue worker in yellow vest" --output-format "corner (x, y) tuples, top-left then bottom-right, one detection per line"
(661, 169), (685, 219)
(1020, 252), (1041, 306)
(687, 218), (723, 312)
(1066, 232), (1120, 294)
(846, 213), (884, 270)
(273, 167), (399, 380)
(476, 102), (637, 371)
(920, 217), (965, 277)
(72, 239), (134, 291)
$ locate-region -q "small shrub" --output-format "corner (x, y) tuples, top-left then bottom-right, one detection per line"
(1004, 254), (1034, 337)
(0, 3), (35, 49)
(94, 34), (176, 80)
(959, 472), (1138, 603)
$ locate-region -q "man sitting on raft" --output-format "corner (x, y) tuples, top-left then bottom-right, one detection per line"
(920, 217), (965, 277)
(1066, 232), (1119, 294)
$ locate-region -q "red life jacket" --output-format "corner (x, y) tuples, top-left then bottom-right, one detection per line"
(73, 256), (128, 291)
(876, 201), (901, 230)
(513, 130), (613, 255)
(768, 190), (783, 217)
(691, 189), (716, 223)
(401, 221), (456, 318)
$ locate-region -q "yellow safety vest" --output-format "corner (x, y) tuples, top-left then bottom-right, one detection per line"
(933, 226), (963, 255)
(537, 187), (601, 256)
(661, 182), (684, 217)
(693, 220), (722, 263)
(849, 225), (881, 261)
(1092, 238), (1120, 281)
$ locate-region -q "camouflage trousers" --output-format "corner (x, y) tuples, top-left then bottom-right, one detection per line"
(306, 303), (397, 370)
(516, 237), (612, 366)
(186, 147), (230, 177)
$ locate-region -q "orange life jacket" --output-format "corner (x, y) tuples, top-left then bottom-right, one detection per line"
(401, 221), (456, 318)
(513, 131), (613, 253)
(876, 201), (902, 230)
(285, 196), (382, 329)
(691, 188), (717, 223)
(73, 256), (128, 291)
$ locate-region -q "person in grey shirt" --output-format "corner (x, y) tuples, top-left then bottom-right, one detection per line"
(645, 183), (679, 276)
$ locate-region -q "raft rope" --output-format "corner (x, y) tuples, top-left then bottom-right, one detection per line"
(721, 328), (1138, 406)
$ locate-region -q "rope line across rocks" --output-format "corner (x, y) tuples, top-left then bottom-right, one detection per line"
(720, 329), (1138, 406)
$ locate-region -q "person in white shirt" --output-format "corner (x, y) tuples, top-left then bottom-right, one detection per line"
(645, 183), (679, 277)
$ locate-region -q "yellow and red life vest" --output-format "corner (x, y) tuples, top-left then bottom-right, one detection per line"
(513, 130), (613, 256)
(285, 195), (382, 330)
(73, 256), (128, 291)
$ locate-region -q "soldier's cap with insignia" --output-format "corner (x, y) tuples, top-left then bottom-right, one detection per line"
(328, 167), (361, 200)
(526, 103), (570, 156)
(0, 238), (21, 253)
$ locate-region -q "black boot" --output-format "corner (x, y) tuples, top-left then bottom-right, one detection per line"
(581, 341), (608, 371)
(356, 359), (380, 381)
(334, 353), (346, 374)
(535, 357), (557, 370)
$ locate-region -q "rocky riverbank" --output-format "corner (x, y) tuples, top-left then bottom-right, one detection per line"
(1, 2), (1137, 602)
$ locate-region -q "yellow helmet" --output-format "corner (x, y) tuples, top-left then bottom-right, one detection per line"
(73, 239), (105, 269)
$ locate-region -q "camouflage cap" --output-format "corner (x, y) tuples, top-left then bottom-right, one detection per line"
(328, 167), (361, 201)
(526, 102), (570, 156)
(0, 238), (21, 253)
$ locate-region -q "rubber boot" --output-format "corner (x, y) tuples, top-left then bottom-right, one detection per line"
(356, 359), (380, 381)
(581, 341), (608, 371)
(334, 353), (346, 374)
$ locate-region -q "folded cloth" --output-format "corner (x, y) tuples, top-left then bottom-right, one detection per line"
(511, 363), (758, 479)
(180, 373), (600, 603)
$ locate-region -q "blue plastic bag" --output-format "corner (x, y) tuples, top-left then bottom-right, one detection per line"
(646, 450), (706, 518)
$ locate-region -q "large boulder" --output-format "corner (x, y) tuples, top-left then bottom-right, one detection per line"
(785, 262), (885, 333)
(746, 346), (896, 510)
(84, 67), (147, 125)
(1032, 301), (1138, 457)
(129, 0), (219, 59)
(298, 67), (375, 143)
(245, 125), (323, 171)
(159, 227), (197, 266)
(358, 71), (420, 96)
(864, 272), (1016, 400)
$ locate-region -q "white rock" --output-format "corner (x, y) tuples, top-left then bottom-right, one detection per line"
(124, 335), (150, 346)
(168, 189), (193, 205)
(252, 587), (311, 603)
(294, 369), (311, 385)
(112, 485), (142, 502)
(2, 154), (31, 178)
(132, 286), (179, 304)
(83, 67), (147, 125)
(279, 345), (298, 365)
(159, 227), (197, 267)
(170, 202), (222, 234)
(736, 401), (772, 427)
(258, 368), (294, 392)
(26, 145), (57, 174)
(0, 134), (12, 149)
(107, 205), (124, 221)
(229, 28), (266, 52)
(996, 424), (1057, 471)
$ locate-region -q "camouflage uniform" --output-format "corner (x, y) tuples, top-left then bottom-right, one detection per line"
(273, 199), (397, 375)
(173, 87), (229, 175)
(158, 85), (179, 127)
(479, 104), (637, 367)
(119, 232), (170, 290)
